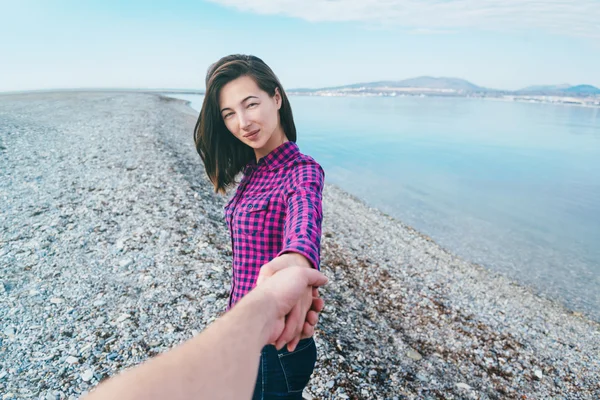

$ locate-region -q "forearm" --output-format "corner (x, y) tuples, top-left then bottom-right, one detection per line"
(86, 294), (274, 400)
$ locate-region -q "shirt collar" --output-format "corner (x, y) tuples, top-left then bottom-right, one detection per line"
(244, 141), (299, 173)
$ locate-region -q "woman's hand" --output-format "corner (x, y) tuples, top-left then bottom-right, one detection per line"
(256, 253), (324, 351)
(253, 267), (328, 349)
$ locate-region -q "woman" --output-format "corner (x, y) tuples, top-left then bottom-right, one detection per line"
(193, 54), (325, 399)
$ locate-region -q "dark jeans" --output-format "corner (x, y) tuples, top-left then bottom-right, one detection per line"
(252, 337), (317, 400)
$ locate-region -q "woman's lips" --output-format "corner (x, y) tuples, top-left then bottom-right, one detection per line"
(244, 129), (260, 139)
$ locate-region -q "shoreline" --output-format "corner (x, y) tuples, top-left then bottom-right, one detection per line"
(287, 92), (600, 109)
(4, 88), (600, 110)
(1, 92), (598, 399)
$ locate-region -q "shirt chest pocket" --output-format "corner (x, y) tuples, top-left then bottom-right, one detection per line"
(234, 196), (271, 236)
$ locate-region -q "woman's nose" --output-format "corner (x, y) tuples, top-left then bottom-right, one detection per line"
(238, 112), (251, 131)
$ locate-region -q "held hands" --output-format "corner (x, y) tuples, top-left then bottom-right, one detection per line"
(255, 266), (327, 352)
(256, 254), (325, 351)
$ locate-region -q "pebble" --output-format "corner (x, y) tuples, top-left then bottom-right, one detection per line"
(50, 297), (64, 304)
(3, 327), (15, 338)
(406, 349), (422, 361)
(326, 379), (335, 388)
(93, 299), (106, 307)
(534, 370), (544, 380)
(80, 369), (94, 382)
(205, 295), (216, 303)
(456, 382), (472, 390)
(80, 343), (94, 353)
(119, 259), (133, 268)
(65, 356), (79, 365)
(116, 313), (131, 323)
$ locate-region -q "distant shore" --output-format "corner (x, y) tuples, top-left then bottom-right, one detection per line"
(4, 86), (599, 109)
(1, 92), (598, 399)
(285, 90), (600, 108)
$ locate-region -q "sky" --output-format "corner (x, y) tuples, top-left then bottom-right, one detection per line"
(1, 0), (599, 92)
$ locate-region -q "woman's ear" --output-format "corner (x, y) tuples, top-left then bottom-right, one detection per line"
(274, 88), (282, 110)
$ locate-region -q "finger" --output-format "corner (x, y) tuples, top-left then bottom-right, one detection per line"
(304, 269), (328, 288)
(256, 269), (270, 287)
(311, 297), (325, 313)
(306, 310), (319, 326)
(312, 287), (319, 298)
(257, 264), (273, 280)
(287, 336), (300, 352)
(284, 293), (311, 350)
(275, 304), (301, 350)
(301, 322), (315, 339)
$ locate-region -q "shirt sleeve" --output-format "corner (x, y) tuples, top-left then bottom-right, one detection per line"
(277, 160), (325, 270)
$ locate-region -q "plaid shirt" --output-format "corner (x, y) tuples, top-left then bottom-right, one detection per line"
(224, 141), (324, 309)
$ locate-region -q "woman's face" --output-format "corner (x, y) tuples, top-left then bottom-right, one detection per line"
(218, 75), (285, 159)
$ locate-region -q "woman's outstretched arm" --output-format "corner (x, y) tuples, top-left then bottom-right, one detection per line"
(258, 160), (326, 350)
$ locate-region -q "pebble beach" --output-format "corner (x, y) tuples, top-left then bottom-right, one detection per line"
(1, 92), (599, 399)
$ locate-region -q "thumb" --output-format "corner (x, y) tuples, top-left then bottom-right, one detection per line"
(303, 269), (328, 288)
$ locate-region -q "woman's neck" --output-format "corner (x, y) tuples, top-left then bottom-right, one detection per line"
(254, 128), (288, 162)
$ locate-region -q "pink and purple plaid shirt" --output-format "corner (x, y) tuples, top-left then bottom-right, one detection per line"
(224, 141), (324, 309)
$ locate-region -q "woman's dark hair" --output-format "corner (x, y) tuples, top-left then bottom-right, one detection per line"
(194, 54), (297, 194)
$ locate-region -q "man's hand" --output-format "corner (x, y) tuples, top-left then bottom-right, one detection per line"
(256, 253), (312, 285)
(256, 254), (324, 351)
(254, 267), (328, 349)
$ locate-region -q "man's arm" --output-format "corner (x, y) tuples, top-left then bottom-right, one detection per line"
(84, 267), (328, 400)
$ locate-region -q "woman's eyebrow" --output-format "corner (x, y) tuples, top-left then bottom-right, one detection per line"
(241, 95), (259, 103)
(221, 95), (259, 113)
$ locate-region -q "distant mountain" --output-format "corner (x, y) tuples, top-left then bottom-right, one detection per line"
(303, 76), (491, 93)
(563, 85), (600, 94)
(516, 84), (600, 96)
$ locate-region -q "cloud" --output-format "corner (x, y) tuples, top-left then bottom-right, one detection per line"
(408, 28), (457, 35)
(207, 0), (600, 38)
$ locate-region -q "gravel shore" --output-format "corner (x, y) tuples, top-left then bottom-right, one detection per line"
(1, 92), (598, 399)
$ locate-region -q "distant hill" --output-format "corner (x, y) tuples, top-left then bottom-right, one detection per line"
(305, 76), (491, 93)
(516, 84), (600, 96)
(563, 85), (600, 94)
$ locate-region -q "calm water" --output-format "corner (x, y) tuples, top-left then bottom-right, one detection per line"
(167, 93), (600, 321)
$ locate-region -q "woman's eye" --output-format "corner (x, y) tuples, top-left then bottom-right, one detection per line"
(223, 112), (234, 119)
(247, 103), (258, 109)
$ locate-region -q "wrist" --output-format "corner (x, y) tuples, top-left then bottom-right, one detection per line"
(280, 252), (311, 268)
(236, 287), (279, 346)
